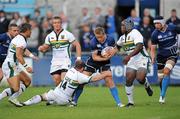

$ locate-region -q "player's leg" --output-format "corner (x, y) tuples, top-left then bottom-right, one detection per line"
(0, 59), (4, 82)
(160, 58), (176, 104)
(71, 70), (92, 106)
(23, 92), (48, 106)
(8, 71), (31, 102)
(125, 67), (136, 107)
(136, 67), (153, 96)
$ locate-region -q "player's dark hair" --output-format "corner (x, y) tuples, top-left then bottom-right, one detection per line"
(74, 60), (85, 69)
(8, 23), (18, 29)
(171, 9), (176, 12)
(53, 16), (62, 23)
(94, 27), (105, 35)
(19, 23), (31, 33)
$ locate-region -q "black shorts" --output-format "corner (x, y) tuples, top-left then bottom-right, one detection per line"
(0, 58), (5, 68)
(50, 69), (68, 75)
(84, 58), (111, 73)
(157, 55), (178, 70)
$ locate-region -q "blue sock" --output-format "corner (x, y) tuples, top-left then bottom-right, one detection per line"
(73, 87), (84, 103)
(161, 75), (170, 98)
(110, 87), (121, 105)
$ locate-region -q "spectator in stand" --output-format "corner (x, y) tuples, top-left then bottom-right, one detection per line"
(33, 9), (43, 24)
(166, 9), (180, 25)
(77, 7), (91, 43)
(10, 12), (22, 26)
(104, 7), (117, 41)
(59, 11), (71, 31)
(139, 16), (154, 51)
(91, 7), (105, 30)
(46, 11), (53, 25)
(128, 9), (141, 29)
(27, 20), (40, 55)
(22, 15), (30, 24)
(0, 10), (10, 34)
(143, 8), (154, 26)
(80, 23), (94, 51)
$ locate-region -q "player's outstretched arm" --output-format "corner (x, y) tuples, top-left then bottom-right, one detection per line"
(150, 45), (157, 64)
(16, 47), (33, 73)
(72, 40), (82, 60)
(24, 49), (39, 61)
(91, 71), (112, 82)
(38, 44), (50, 53)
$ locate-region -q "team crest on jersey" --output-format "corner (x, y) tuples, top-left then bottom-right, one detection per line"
(61, 35), (65, 39)
(158, 35), (162, 39)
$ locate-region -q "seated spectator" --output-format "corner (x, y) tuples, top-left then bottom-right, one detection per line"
(59, 11), (71, 31)
(128, 9), (141, 29)
(143, 8), (154, 26)
(10, 12), (22, 26)
(0, 10), (10, 34)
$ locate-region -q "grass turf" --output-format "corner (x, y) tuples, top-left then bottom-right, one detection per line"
(0, 86), (180, 119)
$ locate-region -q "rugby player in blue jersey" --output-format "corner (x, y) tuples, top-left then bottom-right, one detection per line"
(0, 24), (19, 82)
(71, 27), (124, 107)
(151, 16), (180, 104)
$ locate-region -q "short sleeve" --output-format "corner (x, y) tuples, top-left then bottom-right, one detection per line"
(151, 31), (158, 45)
(77, 72), (91, 84)
(45, 35), (50, 45)
(116, 36), (124, 47)
(15, 38), (27, 49)
(67, 32), (75, 43)
(132, 29), (143, 45)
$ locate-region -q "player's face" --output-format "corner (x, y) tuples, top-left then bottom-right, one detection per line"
(95, 34), (105, 43)
(155, 23), (163, 30)
(52, 19), (61, 31)
(26, 29), (32, 38)
(121, 22), (126, 34)
(9, 26), (19, 38)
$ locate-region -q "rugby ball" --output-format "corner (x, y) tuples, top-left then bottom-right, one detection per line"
(101, 46), (114, 57)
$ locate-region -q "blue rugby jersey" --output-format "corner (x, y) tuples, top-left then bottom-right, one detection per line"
(0, 33), (11, 59)
(151, 24), (180, 57)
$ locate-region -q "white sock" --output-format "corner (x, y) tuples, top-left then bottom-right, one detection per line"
(8, 83), (26, 100)
(125, 85), (134, 104)
(24, 95), (42, 105)
(0, 88), (12, 100)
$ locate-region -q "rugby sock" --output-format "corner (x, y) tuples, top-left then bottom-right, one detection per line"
(110, 87), (121, 105)
(8, 83), (26, 100)
(73, 87), (84, 103)
(144, 78), (150, 88)
(161, 75), (170, 98)
(24, 95), (42, 105)
(0, 88), (12, 100)
(125, 85), (134, 104)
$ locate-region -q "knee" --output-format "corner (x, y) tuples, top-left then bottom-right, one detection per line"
(12, 87), (20, 92)
(24, 79), (31, 87)
(126, 78), (133, 86)
(137, 79), (145, 85)
(163, 68), (170, 76)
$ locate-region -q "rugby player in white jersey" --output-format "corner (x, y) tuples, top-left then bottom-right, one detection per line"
(0, 23), (38, 107)
(22, 60), (111, 106)
(38, 16), (81, 86)
(115, 18), (153, 107)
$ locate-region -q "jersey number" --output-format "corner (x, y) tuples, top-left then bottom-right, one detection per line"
(60, 81), (67, 90)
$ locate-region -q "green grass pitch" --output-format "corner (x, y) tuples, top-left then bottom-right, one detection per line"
(0, 86), (180, 119)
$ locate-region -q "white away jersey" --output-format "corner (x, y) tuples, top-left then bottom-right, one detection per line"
(5, 34), (27, 63)
(45, 29), (75, 65)
(117, 29), (149, 58)
(54, 68), (92, 100)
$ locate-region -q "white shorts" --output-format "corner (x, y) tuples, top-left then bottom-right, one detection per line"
(50, 62), (71, 74)
(127, 55), (150, 70)
(46, 89), (70, 105)
(2, 61), (22, 79)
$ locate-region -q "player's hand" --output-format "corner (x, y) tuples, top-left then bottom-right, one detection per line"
(38, 46), (44, 52)
(32, 55), (39, 61)
(26, 67), (33, 73)
(123, 55), (131, 65)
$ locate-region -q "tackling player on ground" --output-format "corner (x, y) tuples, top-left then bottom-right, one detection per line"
(0, 23), (38, 107)
(151, 16), (180, 104)
(22, 60), (112, 106)
(38, 16), (81, 86)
